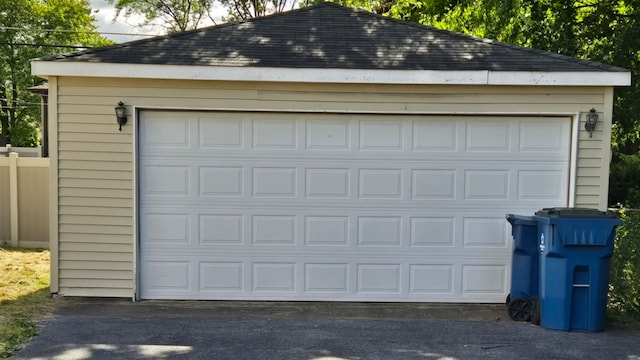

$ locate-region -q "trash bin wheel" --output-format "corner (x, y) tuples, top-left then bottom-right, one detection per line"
(507, 298), (531, 322)
(530, 295), (540, 325)
(505, 294), (511, 306)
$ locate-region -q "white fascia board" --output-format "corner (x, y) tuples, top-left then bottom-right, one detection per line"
(31, 61), (631, 86)
(488, 71), (631, 86)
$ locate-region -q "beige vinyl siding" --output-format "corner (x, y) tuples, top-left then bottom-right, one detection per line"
(0, 157), (49, 248)
(0, 166), (10, 242)
(17, 160), (49, 248)
(53, 76), (613, 298)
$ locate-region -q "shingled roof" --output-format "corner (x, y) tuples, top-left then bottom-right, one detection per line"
(40, 2), (625, 73)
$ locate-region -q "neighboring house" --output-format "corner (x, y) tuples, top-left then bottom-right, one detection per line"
(31, 3), (630, 302)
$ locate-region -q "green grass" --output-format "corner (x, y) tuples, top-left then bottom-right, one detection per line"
(0, 247), (59, 359)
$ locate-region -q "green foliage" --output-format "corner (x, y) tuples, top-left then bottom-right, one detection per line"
(220, 0), (299, 21)
(0, 0), (112, 147)
(109, 0), (300, 26)
(608, 209), (640, 327)
(308, 0), (387, 13)
(609, 154), (640, 208)
(107, 0), (217, 33)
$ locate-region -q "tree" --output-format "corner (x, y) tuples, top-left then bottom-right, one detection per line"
(219, 0), (298, 20)
(0, 0), (111, 146)
(107, 0), (218, 33)
(108, 0), (299, 30)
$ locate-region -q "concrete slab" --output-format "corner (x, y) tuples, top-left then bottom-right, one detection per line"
(13, 299), (640, 360)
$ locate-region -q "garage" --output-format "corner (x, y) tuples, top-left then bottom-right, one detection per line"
(31, 3), (629, 301)
(138, 111), (570, 301)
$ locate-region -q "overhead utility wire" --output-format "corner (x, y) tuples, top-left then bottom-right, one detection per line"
(0, 26), (158, 37)
(0, 42), (94, 49)
(0, 98), (45, 106)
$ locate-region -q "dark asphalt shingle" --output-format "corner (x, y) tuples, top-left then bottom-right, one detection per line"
(40, 3), (626, 72)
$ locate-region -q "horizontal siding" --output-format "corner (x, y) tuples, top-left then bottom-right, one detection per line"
(59, 207), (133, 217)
(59, 169), (131, 180)
(59, 151), (132, 162)
(54, 76), (612, 298)
(59, 160), (131, 171)
(576, 177), (602, 186)
(60, 288), (133, 298)
(60, 260), (133, 271)
(60, 269), (132, 279)
(59, 188), (132, 198)
(59, 250), (131, 262)
(59, 215), (133, 226)
(60, 233), (134, 243)
(59, 197), (132, 207)
(59, 242), (132, 253)
(60, 279), (133, 289)
(59, 178), (132, 189)
(59, 224), (133, 235)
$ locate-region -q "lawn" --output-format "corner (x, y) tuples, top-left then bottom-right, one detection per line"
(0, 247), (59, 359)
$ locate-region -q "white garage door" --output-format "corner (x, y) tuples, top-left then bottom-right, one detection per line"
(138, 111), (571, 302)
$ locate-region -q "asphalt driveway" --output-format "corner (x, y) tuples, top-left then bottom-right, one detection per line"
(13, 300), (640, 360)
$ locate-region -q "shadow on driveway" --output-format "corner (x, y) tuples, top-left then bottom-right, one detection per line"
(13, 299), (640, 360)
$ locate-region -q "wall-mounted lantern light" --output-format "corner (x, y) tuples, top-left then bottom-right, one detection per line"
(115, 101), (127, 131)
(585, 108), (598, 138)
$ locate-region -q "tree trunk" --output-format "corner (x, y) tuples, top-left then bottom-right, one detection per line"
(0, 86), (8, 146)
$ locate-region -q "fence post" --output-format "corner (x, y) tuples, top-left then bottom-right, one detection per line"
(9, 152), (19, 247)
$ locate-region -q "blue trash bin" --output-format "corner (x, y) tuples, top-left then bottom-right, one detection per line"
(506, 214), (539, 322)
(534, 208), (621, 332)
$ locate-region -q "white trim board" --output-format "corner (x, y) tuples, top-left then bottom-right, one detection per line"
(31, 62), (631, 86)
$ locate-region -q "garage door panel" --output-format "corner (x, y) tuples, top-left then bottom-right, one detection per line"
(200, 214), (244, 245)
(410, 265), (454, 294)
(140, 112), (570, 159)
(519, 120), (570, 153)
(200, 262), (244, 291)
(306, 168), (350, 198)
(359, 169), (403, 199)
(140, 209), (528, 251)
(466, 121), (511, 152)
(139, 161), (568, 206)
(139, 112), (571, 302)
(518, 170), (565, 200)
(199, 166), (244, 197)
(359, 120), (404, 151)
(143, 213), (190, 244)
(140, 256), (511, 301)
(462, 264), (508, 295)
(306, 216), (349, 246)
(140, 114), (190, 149)
(410, 217), (455, 247)
(413, 120), (457, 151)
(306, 119), (350, 150)
(198, 118), (244, 149)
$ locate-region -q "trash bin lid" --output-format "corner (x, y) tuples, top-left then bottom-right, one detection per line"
(506, 214), (537, 225)
(534, 207), (617, 219)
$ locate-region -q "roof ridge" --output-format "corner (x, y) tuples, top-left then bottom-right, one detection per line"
(334, 3), (626, 72)
(34, 2), (628, 74)
(38, 2), (338, 61)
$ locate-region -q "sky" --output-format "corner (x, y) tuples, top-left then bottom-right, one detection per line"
(89, 0), (156, 43)
(89, 0), (222, 43)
